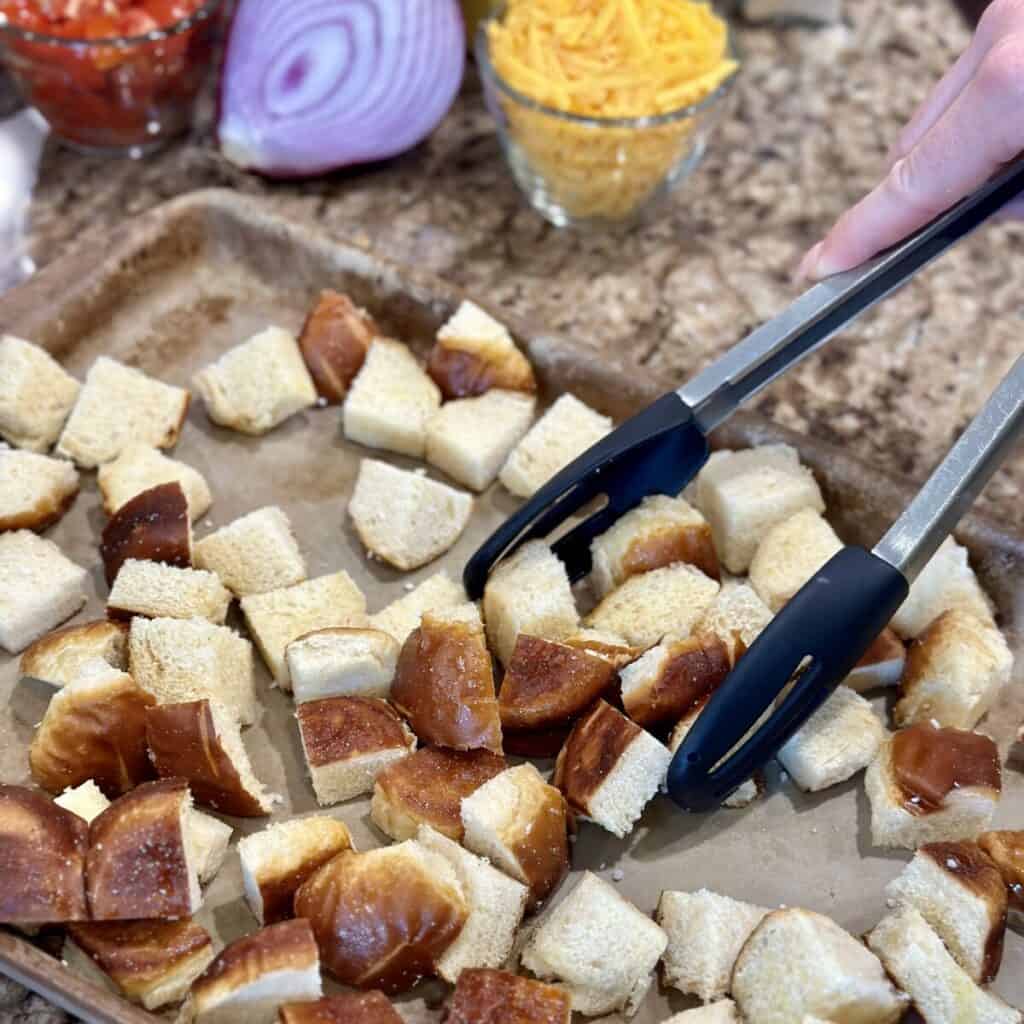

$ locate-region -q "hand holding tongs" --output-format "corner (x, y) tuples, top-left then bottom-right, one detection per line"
(463, 157), (1024, 811)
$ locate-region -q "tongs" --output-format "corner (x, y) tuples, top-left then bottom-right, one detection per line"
(464, 157), (1024, 811)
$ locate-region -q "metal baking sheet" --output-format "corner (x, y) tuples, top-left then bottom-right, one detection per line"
(1, 190), (1022, 1022)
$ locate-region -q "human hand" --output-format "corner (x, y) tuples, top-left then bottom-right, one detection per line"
(798, 0), (1024, 281)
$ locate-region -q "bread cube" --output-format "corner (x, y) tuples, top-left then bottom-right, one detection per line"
(54, 779), (111, 823)
(733, 909), (906, 1024)
(748, 508), (842, 612)
(188, 810), (232, 885)
(21, 620), (128, 688)
(0, 530), (87, 653)
(97, 443), (212, 520)
(694, 445), (824, 574)
(447, 969), (571, 1024)
(692, 580), (773, 662)
(240, 571), (368, 688)
(843, 628), (905, 693)
(349, 459), (474, 571)
(0, 335), (80, 452)
(499, 394), (612, 498)
(885, 840), (1008, 983)
(57, 356), (189, 468)
(658, 890), (768, 1004)
(426, 390), (537, 491)
(461, 763), (569, 909)
(521, 872), (668, 1017)
(108, 559), (231, 624)
(286, 627), (398, 704)
(777, 686), (884, 792)
(590, 494), (720, 598)
(585, 563), (719, 648)
(193, 326), (317, 435)
(129, 616), (258, 726)
(195, 506), (307, 597)
(661, 1003), (739, 1024)
(238, 816), (354, 926)
(297, 290), (377, 403)
(895, 609), (1013, 729)
(343, 339), (441, 457)
(563, 628), (645, 669)
(418, 825), (529, 983)
(280, 994), (402, 1024)
(0, 449), (79, 532)
(297, 696), (416, 805)
(867, 905), (1020, 1024)
(979, 830), (1024, 929)
(369, 571), (466, 645)
(483, 541), (579, 666)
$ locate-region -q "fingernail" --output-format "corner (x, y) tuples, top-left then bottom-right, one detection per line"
(796, 241), (824, 282)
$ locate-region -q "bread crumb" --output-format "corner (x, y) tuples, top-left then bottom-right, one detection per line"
(316, 397), (327, 408)
(404, 582), (416, 591)
(611, 868), (624, 882)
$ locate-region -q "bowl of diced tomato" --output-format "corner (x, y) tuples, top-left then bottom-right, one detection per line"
(0, 0), (226, 154)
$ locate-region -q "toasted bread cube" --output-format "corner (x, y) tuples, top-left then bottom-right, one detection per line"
(499, 394), (612, 499)
(554, 700), (671, 838)
(0, 530), (87, 653)
(461, 763), (569, 909)
(0, 449), (79, 532)
(885, 840), (1008, 983)
(748, 508), (842, 612)
(777, 686), (884, 792)
(417, 825), (529, 983)
(890, 537), (995, 638)
(661, 1003), (739, 1024)
(979, 830), (1024, 929)
(426, 390), (537, 491)
(195, 507), (307, 597)
(241, 571), (368, 689)
(287, 627), (398, 704)
(280, 993), (403, 1024)
(448, 969), (571, 1024)
(693, 580), (773, 662)
(343, 339), (441, 458)
(188, 809), (233, 884)
(843, 628), (905, 693)
(865, 723), (1001, 849)
(108, 559), (231, 624)
(349, 459), (473, 571)
(585, 563), (719, 649)
(369, 571), (466, 645)
(0, 335), (80, 452)
(21, 620), (127, 688)
(297, 290), (377, 404)
(297, 696), (416, 805)
(521, 872), (667, 1017)
(54, 779), (111, 823)
(733, 908), (906, 1024)
(694, 445), (825, 574)
(238, 816), (354, 926)
(867, 905), (1020, 1024)
(590, 495), (720, 598)
(98, 443), (212, 520)
(895, 609), (1013, 729)
(371, 747), (507, 842)
(130, 616), (258, 726)
(657, 889), (769, 1003)
(57, 356), (189, 468)
(193, 327), (317, 435)
(483, 541), (579, 666)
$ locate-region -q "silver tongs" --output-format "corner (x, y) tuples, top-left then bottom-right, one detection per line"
(464, 156), (1024, 811)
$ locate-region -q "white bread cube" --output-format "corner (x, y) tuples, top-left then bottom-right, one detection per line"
(54, 779), (111, 823)
(286, 627), (398, 704)
(194, 507), (307, 597)
(867, 905), (1020, 1024)
(417, 824), (529, 983)
(426, 390), (537, 491)
(241, 571), (368, 689)
(108, 559), (231, 624)
(192, 326), (317, 435)
(732, 908), (906, 1024)
(669, 708), (762, 808)
(0, 449), (79, 532)
(661, 1002), (739, 1024)
(57, 356), (189, 468)
(0, 335), (80, 452)
(657, 889), (769, 1003)
(843, 628), (906, 693)
(694, 580), (773, 661)
(890, 537), (995, 638)
(894, 609), (1013, 729)
(979, 830), (1024, 930)
(585, 563), (719, 648)
(590, 494), (720, 598)
(343, 339), (441, 457)
(499, 394), (612, 499)
(188, 810), (233, 885)
(0, 530), (88, 653)
(521, 872), (667, 1018)
(748, 508), (842, 612)
(348, 459), (474, 571)
(129, 616), (258, 726)
(97, 443), (212, 520)
(694, 445), (825, 574)
(885, 840), (1008, 983)
(777, 686), (884, 792)
(369, 571), (466, 645)
(483, 541), (579, 666)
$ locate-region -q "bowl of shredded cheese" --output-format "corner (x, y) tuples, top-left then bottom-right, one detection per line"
(478, 0), (740, 228)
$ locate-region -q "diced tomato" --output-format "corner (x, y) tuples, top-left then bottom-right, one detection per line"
(117, 8), (157, 34)
(141, 0), (199, 27)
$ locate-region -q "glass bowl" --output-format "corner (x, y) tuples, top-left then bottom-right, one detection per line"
(476, 11), (740, 230)
(0, 0), (226, 156)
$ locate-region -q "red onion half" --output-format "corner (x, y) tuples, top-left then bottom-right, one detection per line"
(218, 0), (465, 177)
